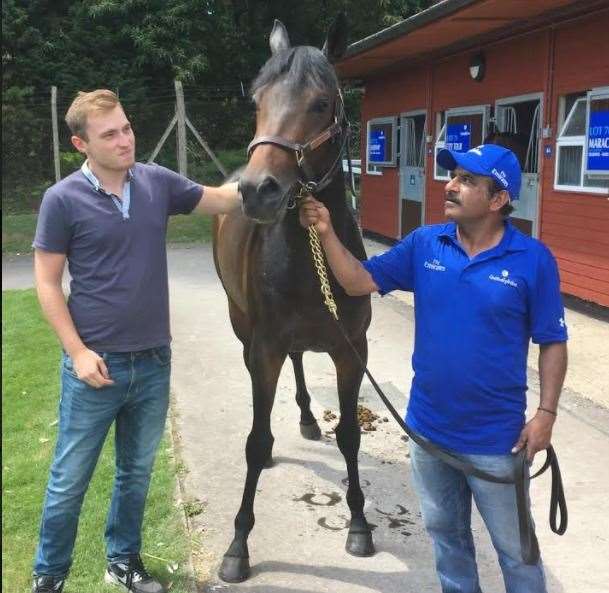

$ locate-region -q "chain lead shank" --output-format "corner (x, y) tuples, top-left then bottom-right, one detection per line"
(307, 225), (338, 320)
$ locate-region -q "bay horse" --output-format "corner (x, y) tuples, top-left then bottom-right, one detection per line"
(212, 14), (374, 583)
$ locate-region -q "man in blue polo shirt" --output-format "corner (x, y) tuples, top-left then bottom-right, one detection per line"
(31, 89), (242, 593)
(299, 144), (568, 593)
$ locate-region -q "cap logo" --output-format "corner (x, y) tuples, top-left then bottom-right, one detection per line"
(492, 167), (509, 188)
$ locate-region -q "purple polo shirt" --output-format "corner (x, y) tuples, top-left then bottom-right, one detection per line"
(33, 163), (203, 352)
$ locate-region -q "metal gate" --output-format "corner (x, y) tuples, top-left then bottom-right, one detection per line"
(399, 111), (426, 237)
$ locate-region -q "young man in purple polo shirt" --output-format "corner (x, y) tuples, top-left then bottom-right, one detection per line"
(31, 89), (242, 593)
(299, 144), (568, 593)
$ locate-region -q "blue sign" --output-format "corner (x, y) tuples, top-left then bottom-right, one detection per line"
(544, 145), (552, 158)
(587, 110), (609, 172)
(446, 123), (471, 153)
(369, 128), (386, 163)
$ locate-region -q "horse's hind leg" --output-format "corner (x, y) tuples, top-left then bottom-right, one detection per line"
(289, 352), (321, 440)
(330, 337), (375, 557)
(219, 334), (286, 583)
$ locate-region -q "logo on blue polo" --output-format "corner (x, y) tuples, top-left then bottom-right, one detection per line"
(424, 258), (446, 272)
(489, 269), (518, 287)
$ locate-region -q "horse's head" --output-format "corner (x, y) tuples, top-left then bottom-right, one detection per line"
(240, 14), (349, 224)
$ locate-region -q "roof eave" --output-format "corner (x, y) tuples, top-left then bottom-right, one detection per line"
(343, 0), (480, 59)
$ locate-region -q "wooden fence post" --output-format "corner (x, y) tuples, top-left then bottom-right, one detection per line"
(51, 86), (61, 182)
(148, 80), (227, 178)
(174, 80), (187, 176)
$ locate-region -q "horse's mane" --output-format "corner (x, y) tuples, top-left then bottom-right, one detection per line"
(250, 46), (338, 98)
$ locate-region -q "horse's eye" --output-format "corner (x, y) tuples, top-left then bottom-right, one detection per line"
(311, 100), (330, 114)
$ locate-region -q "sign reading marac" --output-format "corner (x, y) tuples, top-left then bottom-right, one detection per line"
(446, 123), (471, 153)
(587, 109), (609, 174)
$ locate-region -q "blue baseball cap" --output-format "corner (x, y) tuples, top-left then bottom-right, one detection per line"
(436, 144), (522, 199)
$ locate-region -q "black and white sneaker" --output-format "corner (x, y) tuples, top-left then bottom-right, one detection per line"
(105, 555), (164, 593)
(32, 575), (65, 593)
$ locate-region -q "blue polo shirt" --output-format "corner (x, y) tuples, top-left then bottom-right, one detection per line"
(33, 163), (203, 352)
(363, 222), (568, 454)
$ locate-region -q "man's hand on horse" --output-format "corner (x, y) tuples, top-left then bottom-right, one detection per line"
(299, 196), (332, 236)
(72, 347), (114, 389)
(511, 411), (556, 461)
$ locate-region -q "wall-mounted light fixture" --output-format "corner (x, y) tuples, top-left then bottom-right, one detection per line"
(469, 53), (486, 82)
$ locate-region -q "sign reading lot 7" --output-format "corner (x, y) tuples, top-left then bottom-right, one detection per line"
(446, 123), (471, 153)
(586, 90), (609, 176)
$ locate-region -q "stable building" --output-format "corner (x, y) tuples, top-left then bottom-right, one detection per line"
(337, 0), (609, 307)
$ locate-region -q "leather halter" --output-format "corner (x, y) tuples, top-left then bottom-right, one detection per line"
(246, 90), (349, 198)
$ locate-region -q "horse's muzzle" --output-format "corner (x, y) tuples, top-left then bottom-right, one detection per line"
(239, 176), (292, 224)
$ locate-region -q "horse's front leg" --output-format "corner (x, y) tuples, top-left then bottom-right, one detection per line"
(289, 352), (321, 440)
(330, 336), (375, 557)
(219, 332), (287, 583)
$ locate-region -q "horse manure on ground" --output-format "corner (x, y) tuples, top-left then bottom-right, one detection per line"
(323, 405), (384, 431)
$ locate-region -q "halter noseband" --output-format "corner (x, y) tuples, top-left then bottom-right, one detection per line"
(246, 90), (349, 199)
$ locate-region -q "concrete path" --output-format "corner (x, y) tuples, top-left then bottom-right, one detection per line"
(4, 244), (609, 593)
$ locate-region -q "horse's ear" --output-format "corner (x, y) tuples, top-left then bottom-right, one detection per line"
(322, 12), (348, 63)
(270, 19), (291, 54)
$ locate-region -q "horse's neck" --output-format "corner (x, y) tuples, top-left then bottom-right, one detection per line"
(316, 175), (350, 226)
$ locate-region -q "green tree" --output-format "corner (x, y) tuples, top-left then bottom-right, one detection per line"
(2, 0), (434, 211)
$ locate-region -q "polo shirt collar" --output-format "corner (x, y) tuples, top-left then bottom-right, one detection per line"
(81, 160), (133, 220)
(439, 220), (527, 258)
(81, 160), (134, 192)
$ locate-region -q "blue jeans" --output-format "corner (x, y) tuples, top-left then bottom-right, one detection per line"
(409, 438), (546, 593)
(34, 347), (171, 577)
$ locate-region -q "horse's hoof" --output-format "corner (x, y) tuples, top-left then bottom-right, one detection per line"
(264, 455), (274, 468)
(219, 555), (250, 583)
(346, 531), (375, 557)
(300, 421), (321, 440)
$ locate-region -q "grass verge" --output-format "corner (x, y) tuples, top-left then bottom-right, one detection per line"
(2, 290), (194, 593)
(2, 213), (38, 255)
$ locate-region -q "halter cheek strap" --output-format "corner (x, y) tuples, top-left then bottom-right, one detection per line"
(246, 91), (348, 195)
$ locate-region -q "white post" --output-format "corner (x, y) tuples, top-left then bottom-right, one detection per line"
(174, 80), (187, 176)
(51, 86), (61, 182)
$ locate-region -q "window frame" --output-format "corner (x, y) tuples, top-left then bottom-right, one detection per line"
(554, 88), (609, 194)
(433, 105), (490, 181)
(433, 116), (449, 181)
(584, 86), (609, 178)
(365, 116), (397, 174)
